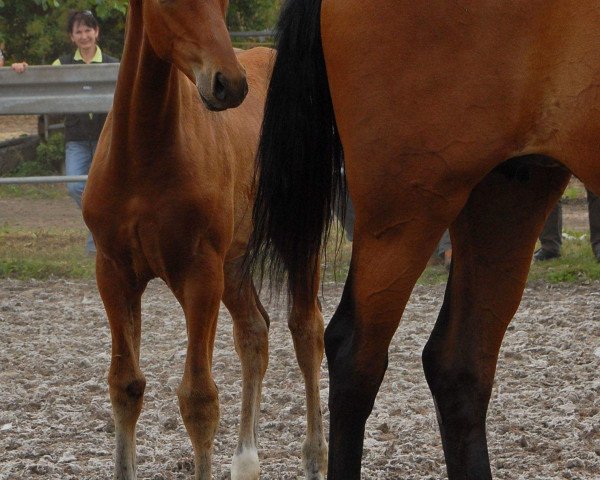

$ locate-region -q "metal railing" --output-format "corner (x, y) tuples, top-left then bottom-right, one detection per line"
(0, 32), (275, 185)
(0, 64), (118, 115)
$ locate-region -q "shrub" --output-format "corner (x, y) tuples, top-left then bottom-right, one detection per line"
(9, 133), (64, 176)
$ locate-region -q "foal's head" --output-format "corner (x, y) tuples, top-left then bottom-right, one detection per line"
(143, 0), (248, 111)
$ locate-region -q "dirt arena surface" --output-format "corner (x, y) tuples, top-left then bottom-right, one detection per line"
(0, 278), (598, 479)
(0, 116), (38, 143)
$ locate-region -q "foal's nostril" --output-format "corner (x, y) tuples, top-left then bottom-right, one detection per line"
(214, 72), (228, 101)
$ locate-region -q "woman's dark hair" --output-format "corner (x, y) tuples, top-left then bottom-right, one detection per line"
(67, 10), (99, 34)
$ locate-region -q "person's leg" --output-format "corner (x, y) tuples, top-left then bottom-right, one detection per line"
(534, 200), (562, 260)
(65, 141), (91, 207)
(436, 229), (452, 269)
(586, 189), (600, 260)
(65, 141), (97, 253)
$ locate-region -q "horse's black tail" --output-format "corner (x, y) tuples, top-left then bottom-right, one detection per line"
(245, 0), (344, 301)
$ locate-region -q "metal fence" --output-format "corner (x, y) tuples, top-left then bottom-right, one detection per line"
(0, 31), (274, 185)
(0, 64), (118, 115)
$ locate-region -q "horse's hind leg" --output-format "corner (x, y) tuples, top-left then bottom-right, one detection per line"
(325, 196), (456, 479)
(96, 256), (148, 480)
(221, 260), (269, 480)
(422, 160), (570, 479)
(288, 278), (327, 479)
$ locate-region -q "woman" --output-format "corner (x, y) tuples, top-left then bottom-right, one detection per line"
(12, 10), (118, 255)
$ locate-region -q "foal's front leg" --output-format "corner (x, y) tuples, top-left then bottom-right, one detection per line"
(96, 256), (148, 480)
(222, 262), (270, 480)
(170, 249), (225, 480)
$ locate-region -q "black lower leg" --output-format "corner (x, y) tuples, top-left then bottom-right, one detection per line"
(422, 270), (492, 480)
(325, 272), (388, 479)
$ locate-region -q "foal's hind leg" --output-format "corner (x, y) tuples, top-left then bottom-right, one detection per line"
(422, 161), (570, 479)
(96, 256), (148, 480)
(222, 261), (269, 480)
(288, 279), (327, 479)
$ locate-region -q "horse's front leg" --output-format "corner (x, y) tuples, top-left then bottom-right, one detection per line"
(171, 247), (225, 480)
(96, 255), (148, 480)
(222, 261), (270, 480)
(288, 273), (328, 480)
(422, 162), (570, 479)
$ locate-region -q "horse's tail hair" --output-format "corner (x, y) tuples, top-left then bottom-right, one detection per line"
(245, 0), (344, 301)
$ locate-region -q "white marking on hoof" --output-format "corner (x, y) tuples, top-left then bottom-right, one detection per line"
(231, 447), (260, 480)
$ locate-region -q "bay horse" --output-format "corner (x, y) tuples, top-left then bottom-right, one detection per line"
(82, 0), (327, 479)
(247, 0), (600, 478)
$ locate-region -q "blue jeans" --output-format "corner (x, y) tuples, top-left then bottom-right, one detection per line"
(65, 140), (97, 253)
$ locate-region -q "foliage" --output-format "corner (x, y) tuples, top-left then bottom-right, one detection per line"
(227, 0), (280, 31)
(6, 133), (64, 176)
(0, 0), (279, 65)
(0, 0), (127, 63)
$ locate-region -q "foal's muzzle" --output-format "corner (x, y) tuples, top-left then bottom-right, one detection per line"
(198, 71), (249, 112)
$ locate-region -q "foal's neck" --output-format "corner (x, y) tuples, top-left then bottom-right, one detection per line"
(111, 4), (186, 150)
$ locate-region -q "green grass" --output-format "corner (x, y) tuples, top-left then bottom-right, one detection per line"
(0, 184), (68, 199)
(562, 182), (587, 202)
(0, 226), (95, 279)
(528, 230), (600, 283)
(1, 192), (598, 284)
(320, 224), (600, 286)
(1, 224), (598, 284)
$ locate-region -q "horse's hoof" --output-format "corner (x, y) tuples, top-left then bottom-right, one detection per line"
(231, 447), (260, 480)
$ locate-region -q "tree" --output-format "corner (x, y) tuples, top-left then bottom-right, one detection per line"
(227, 0), (280, 31)
(0, 0), (279, 64)
(0, 0), (126, 63)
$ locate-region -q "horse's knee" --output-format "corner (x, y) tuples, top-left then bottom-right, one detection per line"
(423, 341), (492, 429)
(233, 315), (269, 371)
(108, 374), (146, 416)
(423, 344), (493, 477)
(177, 379), (220, 434)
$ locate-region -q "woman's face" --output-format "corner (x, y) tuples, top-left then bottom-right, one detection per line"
(69, 21), (99, 51)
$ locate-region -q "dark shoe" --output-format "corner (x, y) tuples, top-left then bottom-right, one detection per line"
(533, 248), (561, 262)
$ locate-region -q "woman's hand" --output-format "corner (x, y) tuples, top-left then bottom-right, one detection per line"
(11, 62), (28, 73)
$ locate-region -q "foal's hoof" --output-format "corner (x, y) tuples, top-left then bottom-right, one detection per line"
(302, 439), (328, 480)
(231, 447), (260, 480)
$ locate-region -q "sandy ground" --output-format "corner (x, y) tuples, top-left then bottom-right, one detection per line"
(0, 278), (598, 480)
(0, 116), (38, 143)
